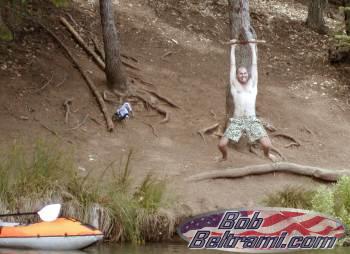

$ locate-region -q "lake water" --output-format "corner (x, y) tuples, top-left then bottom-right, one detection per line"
(0, 243), (348, 254)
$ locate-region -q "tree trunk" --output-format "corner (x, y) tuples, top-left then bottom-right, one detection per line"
(99, 0), (127, 91)
(226, 0), (256, 124)
(344, 0), (350, 35)
(306, 0), (328, 34)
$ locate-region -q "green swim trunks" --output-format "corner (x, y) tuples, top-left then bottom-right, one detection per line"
(224, 116), (268, 143)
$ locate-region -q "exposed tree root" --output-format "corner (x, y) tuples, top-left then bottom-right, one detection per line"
(56, 73), (68, 88)
(122, 61), (140, 71)
(273, 133), (301, 147)
(188, 162), (350, 182)
(39, 22), (114, 131)
(66, 114), (89, 131)
(34, 117), (59, 136)
(249, 144), (259, 156)
(63, 98), (73, 124)
(142, 121), (158, 137)
(271, 147), (286, 160)
(248, 143), (286, 161)
(103, 90), (122, 104)
(161, 51), (173, 60)
(60, 18), (172, 126)
(302, 126), (314, 135)
(34, 73), (53, 93)
(92, 36), (105, 61)
(129, 75), (155, 87)
(197, 123), (220, 143)
(285, 142), (300, 148)
(260, 118), (277, 132)
(132, 94), (170, 124)
(60, 17), (105, 71)
(140, 87), (180, 109)
(62, 17), (140, 72)
(92, 36), (138, 64)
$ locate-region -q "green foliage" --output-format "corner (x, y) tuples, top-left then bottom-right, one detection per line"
(0, 24), (13, 41)
(311, 186), (334, 216)
(50, 0), (69, 8)
(134, 174), (166, 211)
(311, 176), (350, 228)
(0, 141), (75, 205)
(264, 186), (315, 209)
(0, 142), (173, 243)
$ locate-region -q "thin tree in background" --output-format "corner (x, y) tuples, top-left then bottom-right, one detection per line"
(344, 0), (350, 35)
(100, 0), (127, 91)
(306, 0), (328, 34)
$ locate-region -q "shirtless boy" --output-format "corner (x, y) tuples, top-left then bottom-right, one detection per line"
(218, 40), (276, 162)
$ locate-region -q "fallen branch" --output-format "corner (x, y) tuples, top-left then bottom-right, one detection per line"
(197, 123), (220, 143)
(141, 87), (180, 109)
(60, 17), (105, 71)
(188, 162), (350, 182)
(39, 22), (114, 131)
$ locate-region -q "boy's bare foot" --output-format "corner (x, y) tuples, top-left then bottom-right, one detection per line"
(268, 153), (278, 162)
(215, 155), (227, 162)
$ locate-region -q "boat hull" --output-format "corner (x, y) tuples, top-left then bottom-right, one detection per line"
(0, 218), (103, 250)
(0, 235), (103, 250)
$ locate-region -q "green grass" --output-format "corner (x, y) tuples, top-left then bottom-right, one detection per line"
(263, 185), (315, 210)
(0, 141), (175, 242)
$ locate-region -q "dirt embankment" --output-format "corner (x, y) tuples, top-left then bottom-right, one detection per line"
(0, 0), (350, 216)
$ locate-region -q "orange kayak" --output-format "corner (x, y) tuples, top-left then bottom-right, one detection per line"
(0, 218), (103, 250)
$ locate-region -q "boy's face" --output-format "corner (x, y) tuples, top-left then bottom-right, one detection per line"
(237, 67), (249, 84)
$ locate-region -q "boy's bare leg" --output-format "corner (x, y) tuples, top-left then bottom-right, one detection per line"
(259, 136), (277, 162)
(217, 136), (229, 161)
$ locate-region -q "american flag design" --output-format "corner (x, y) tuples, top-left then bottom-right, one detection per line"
(178, 208), (345, 253)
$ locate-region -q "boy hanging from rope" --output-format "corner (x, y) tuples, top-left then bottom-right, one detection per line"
(218, 39), (277, 162)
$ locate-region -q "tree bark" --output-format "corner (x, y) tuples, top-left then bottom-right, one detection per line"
(344, 0), (350, 35)
(99, 0), (127, 91)
(306, 0), (328, 34)
(226, 0), (256, 125)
